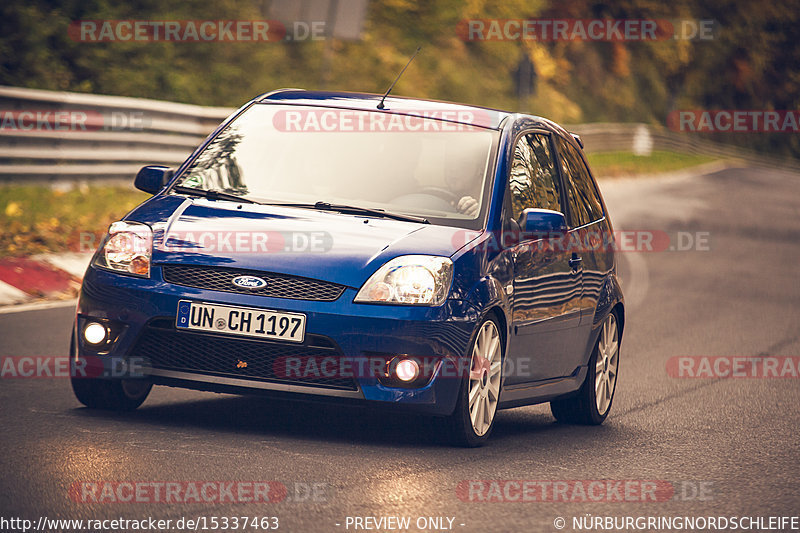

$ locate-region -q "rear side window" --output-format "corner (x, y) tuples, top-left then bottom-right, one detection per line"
(555, 137), (604, 227)
(509, 133), (562, 222)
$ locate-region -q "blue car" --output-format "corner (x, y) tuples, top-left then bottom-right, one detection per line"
(71, 89), (624, 446)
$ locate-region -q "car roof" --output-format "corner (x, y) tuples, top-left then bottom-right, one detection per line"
(257, 89), (514, 130)
(255, 89), (582, 149)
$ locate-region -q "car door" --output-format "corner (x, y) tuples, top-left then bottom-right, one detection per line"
(505, 132), (584, 385)
(552, 136), (608, 375)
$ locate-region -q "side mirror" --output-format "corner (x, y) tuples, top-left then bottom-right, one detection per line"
(134, 166), (174, 194)
(520, 208), (567, 235)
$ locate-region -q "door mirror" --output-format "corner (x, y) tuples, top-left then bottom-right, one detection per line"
(520, 208), (567, 235)
(134, 166), (174, 194)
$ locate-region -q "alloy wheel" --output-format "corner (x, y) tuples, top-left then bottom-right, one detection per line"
(468, 320), (502, 436)
(594, 313), (619, 415)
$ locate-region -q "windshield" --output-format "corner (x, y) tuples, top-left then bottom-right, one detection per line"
(173, 104), (498, 228)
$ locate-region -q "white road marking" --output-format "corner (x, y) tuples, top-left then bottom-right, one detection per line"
(0, 280), (29, 306)
(33, 252), (94, 279)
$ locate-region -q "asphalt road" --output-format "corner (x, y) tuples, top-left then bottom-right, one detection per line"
(1, 166), (799, 533)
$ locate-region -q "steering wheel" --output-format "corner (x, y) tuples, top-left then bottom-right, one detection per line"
(419, 186), (458, 203)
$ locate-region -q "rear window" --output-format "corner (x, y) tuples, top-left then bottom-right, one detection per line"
(555, 138), (604, 227)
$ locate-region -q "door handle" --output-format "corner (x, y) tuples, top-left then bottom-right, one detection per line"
(569, 254), (583, 270)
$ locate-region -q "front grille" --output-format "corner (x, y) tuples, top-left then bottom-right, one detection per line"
(130, 320), (358, 391)
(161, 265), (346, 301)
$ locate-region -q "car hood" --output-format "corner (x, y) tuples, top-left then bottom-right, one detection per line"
(129, 195), (475, 288)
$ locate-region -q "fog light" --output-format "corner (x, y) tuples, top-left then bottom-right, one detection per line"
(83, 322), (108, 345)
(395, 358), (420, 382)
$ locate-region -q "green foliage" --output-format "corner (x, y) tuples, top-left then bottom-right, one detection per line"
(1, 0), (797, 157)
(0, 184), (148, 257)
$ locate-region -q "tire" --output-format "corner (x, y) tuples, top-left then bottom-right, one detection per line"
(446, 317), (503, 447)
(551, 311), (620, 425)
(70, 326), (152, 411)
(71, 376), (152, 411)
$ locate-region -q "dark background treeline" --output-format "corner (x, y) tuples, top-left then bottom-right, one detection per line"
(1, 0), (798, 157)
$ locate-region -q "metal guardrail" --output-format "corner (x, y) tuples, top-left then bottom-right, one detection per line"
(0, 86), (232, 180)
(0, 86), (797, 181)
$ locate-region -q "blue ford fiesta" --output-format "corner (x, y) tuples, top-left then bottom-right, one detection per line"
(71, 89), (624, 446)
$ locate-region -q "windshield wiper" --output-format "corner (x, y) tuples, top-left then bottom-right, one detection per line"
(172, 185), (259, 204)
(273, 201), (429, 224)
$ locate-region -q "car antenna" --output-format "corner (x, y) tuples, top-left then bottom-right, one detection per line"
(377, 46), (421, 110)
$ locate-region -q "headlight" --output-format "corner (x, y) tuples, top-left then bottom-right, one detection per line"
(355, 255), (453, 306)
(93, 221), (152, 277)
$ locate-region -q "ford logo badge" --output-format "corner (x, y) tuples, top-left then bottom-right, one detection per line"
(231, 275), (267, 290)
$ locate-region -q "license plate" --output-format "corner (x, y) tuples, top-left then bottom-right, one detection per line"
(176, 300), (306, 343)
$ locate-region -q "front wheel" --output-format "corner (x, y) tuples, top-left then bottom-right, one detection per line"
(69, 327), (152, 411)
(446, 317), (503, 447)
(71, 375), (152, 411)
(551, 311), (620, 425)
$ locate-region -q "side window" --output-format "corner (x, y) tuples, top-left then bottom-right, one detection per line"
(555, 137), (604, 227)
(509, 133), (562, 223)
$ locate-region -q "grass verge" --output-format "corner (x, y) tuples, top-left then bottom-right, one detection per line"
(587, 150), (717, 178)
(1, 184), (149, 258)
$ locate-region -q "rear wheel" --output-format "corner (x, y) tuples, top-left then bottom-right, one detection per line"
(446, 317), (503, 447)
(551, 311), (620, 425)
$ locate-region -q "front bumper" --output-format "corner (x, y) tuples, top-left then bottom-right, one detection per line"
(76, 264), (480, 416)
